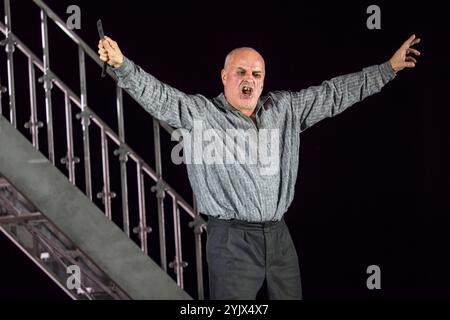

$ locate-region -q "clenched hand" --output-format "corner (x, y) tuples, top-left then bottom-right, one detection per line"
(98, 36), (124, 69)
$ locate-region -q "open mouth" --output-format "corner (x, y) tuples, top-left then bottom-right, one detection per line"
(241, 85), (254, 98)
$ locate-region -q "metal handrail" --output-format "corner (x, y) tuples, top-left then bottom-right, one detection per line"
(30, 0), (177, 136)
(0, 22), (197, 218)
(33, 0), (117, 79)
(0, 0), (206, 299)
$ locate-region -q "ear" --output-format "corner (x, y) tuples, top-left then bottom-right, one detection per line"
(221, 69), (227, 86)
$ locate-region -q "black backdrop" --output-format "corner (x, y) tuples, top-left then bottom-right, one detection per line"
(0, 0), (449, 299)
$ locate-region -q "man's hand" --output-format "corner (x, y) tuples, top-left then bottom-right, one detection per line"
(389, 34), (421, 73)
(98, 36), (124, 69)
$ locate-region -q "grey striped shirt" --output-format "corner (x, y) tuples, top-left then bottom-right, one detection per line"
(114, 57), (396, 222)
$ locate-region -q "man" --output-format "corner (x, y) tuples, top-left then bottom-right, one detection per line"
(98, 35), (421, 299)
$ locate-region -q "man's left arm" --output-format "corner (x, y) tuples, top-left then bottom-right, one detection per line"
(293, 34), (421, 132)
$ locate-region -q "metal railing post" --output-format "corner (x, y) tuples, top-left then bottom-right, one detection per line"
(170, 198), (187, 288)
(114, 86), (130, 236)
(0, 73), (6, 116)
(3, 0), (16, 127)
(62, 92), (79, 184)
(78, 47), (93, 200)
(151, 119), (167, 272)
(39, 9), (55, 164)
(98, 127), (114, 219)
(26, 57), (43, 148)
(135, 161), (151, 253)
(191, 197), (205, 299)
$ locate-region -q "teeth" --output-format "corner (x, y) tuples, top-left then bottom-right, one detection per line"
(242, 85), (253, 96)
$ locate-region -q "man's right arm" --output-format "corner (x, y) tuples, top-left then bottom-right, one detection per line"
(113, 56), (206, 129)
(99, 37), (206, 129)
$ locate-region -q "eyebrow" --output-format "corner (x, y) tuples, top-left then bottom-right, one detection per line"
(236, 67), (263, 73)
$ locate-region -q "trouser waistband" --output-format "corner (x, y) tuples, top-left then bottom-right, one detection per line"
(207, 215), (284, 230)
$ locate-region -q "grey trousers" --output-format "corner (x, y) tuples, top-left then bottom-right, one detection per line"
(206, 216), (302, 300)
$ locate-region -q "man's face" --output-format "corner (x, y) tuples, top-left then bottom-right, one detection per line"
(221, 48), (265, 115)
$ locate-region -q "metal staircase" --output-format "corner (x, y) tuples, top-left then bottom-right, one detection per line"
(0, 0), (206, 299)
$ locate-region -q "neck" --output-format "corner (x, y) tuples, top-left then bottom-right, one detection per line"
(223, 93), (257, 117)
(240, 108), (255, 117)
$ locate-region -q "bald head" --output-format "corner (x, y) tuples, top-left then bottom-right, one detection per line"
(221, 47), (266, 116)
(224, 47), (265, 71)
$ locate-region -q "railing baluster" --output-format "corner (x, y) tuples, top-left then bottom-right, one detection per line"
(0, 76), (5, 116)
(171, 198), (185, 288)
(136, 161), (149, 253)
(63, 92), (77, 184)
(115, 86), (130, 237)
(152, 119), (167, 272)
(0, 69), (5, 115)
(27, 57), (42, 148)
(78, 46), (92, 200)
(116, 87), (125, 139)
(39, 10), (55, 164)
(192, 197), (205, 300)
(3, 0), (16, 128)
(99, 127), (113, 219)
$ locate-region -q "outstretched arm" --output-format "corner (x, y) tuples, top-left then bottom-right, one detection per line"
(292, 34), (421, 132)
(98, 36), (206, 129)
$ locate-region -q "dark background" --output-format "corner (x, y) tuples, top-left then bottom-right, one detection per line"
(0, 0), (449, 299)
